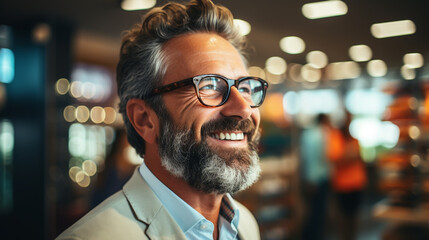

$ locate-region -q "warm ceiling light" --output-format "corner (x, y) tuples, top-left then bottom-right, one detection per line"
(63, 105), (76, 122)
(280, 36), (305, 54)
(326, 61), (361, 80)
(401, 65), (416, 80)
(55, 78), (70, 95)
(248, 66), (266, 79)
(121, 0), (156, 11)
(403, 53), (424, 68)
(104, 107), (117, 124)
(306, 50), (328, 68)
(302, 0), (348, 19)
(367, 59), (387, 77)
(33, 23), (51, 44)
(349, 44), (372, 62)
(75, 105), (90, 123)
(265, 56), (287, 75)
(233, 19), (251, 36)
(301, 64), (322, 82)
(288, 64), (304, 82)
(370, 20), (416, 39)
(265, 71), (284, 84)
(90, 106), (106, 124)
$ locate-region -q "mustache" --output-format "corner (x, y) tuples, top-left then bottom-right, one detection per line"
(200, 118), (256, 138)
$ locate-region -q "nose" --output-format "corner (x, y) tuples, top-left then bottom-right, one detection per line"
(220, 87), (252, 120)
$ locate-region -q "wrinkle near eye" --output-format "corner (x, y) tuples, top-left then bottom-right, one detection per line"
(167, 90), (201, 115)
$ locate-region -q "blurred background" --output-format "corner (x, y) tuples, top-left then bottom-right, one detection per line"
(1, 0), (429, 239)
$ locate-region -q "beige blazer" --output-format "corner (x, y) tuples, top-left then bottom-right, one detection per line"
(56, 169), (260, 240)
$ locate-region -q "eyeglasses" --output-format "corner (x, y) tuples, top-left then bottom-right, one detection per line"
(149, 74), (269, 107)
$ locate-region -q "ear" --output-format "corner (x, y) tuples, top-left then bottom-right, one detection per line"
(126, 98), (159, 144)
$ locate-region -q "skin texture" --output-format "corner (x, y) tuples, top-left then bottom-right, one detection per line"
(126, 33), (261, 239)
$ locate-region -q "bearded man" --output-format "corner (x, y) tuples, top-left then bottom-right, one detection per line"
(57, 0), (268, 239)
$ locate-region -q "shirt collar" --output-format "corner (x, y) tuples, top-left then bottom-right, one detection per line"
(139, 162), (202, 233)
(139, 161), (240, 235)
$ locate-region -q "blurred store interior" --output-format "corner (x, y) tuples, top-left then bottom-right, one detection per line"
(1, 0), (429, 239)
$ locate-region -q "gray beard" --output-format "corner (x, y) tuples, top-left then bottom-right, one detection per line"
(158, 117), (261, 195)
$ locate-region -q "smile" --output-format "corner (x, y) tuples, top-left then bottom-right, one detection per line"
(211, 132), (245, 141)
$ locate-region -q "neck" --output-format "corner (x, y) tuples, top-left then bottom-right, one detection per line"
(144, 146), (224, 237)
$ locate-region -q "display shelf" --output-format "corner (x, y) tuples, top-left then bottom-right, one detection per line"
(373, 198), (429, 224)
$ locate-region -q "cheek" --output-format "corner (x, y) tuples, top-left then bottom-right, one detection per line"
(252, 109), (261, 127)
(164, 95), (218, 138)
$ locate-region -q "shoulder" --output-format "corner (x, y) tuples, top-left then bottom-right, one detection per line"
(235, 200), (261, 240)
(56, 191), (148, 240)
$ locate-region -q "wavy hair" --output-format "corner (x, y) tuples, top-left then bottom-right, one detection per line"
(117, 0), (248, 156)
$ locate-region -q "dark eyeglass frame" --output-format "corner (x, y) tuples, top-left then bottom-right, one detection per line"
(149, 74), (269, 107)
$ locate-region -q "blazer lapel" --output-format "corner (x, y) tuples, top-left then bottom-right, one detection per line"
(122, 169), (187, 240)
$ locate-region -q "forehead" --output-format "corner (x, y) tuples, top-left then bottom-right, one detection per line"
(162, 33), (247, 83)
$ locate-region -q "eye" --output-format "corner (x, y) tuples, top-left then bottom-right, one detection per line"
(238, 85), (251, 94)
(198, 77), (228, 93)
(200, 83), (217, 90)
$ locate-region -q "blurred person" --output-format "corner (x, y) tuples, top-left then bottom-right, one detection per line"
(327, 112), (367, 240)
(56, 0), (268, 239)
(300, 113), (332, 240)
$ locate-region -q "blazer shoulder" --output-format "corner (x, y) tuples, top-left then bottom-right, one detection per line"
(235, 200), (261, 240)
(56, 191), (148, 240)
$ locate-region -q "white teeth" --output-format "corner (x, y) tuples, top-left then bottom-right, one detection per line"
(220, 133), (225, 140)
(225, 133), (231, 140)
(238, 132), (244, 140)
(212, 132), (245, 141)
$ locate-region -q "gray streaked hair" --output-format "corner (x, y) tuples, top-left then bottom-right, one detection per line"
(117, 0), (248, 156)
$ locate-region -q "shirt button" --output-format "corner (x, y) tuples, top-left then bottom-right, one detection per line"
(200, 224), (207, 230)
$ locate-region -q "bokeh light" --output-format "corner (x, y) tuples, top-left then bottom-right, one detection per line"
(367, 59), (387, 77)
(56, 78), (70, 95)
(265, 56), (287, 75)
(306, 51), (328, 68)
(349, 44), (372, 62)
(403, 53), (424, 68)
(280, 36), (306, 54)
(233, 19), (251, 36)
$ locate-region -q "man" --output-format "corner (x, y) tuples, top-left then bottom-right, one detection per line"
(57, 0), (268, 239)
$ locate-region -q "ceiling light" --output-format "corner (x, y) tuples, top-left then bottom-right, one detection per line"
(55, 78), (70, 95)
(401, 65), (416, 80)
(349, 44), (372, 62)
(265, 56), (287, 75)
(233, 19), (251, 36)
(370, 20), (416, 38)
(280, 36), (305, 54)
(306, 50), (328, 68)
(33, 23), (51, 44)
(301, 64), (322, 82)
(248, 66), (266, 79)
(403, 53), (424, 68)
(326, 61), (361, 80)
(265, 71), (284, 84)
(367, 60), (387, 77)
(288, 64), (304, 82)
(302, 0), (348, 19)
(121, 0), (156, 11)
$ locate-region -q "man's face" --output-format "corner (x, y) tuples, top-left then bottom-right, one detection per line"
(157, 33), (261, 194)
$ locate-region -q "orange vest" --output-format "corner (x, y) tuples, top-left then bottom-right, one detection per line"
(327, 128), (367, 192)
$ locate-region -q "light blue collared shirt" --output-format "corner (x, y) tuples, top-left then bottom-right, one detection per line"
(139, 162), (240, 240)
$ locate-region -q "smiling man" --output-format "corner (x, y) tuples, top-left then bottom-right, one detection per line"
(56, 0), (268, 239)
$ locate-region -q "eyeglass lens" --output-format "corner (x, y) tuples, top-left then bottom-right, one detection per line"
(197, 76), (264, 106)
